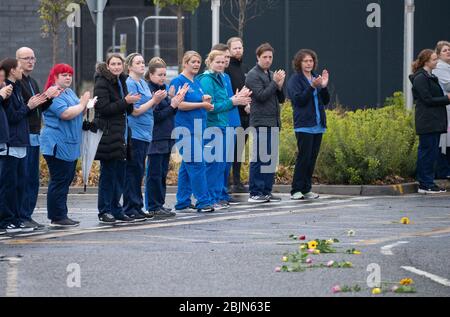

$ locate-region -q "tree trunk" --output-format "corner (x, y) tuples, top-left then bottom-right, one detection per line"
(52, 31), (58, 65)
(177, 6), (184, 72)
(238, 0), (246, 40)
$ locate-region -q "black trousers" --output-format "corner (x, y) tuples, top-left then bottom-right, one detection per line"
(232, 117), (249, 185)
(291, 132), (323, 195)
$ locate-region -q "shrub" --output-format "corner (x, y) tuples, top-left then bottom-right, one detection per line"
(279, 92), (418, 184)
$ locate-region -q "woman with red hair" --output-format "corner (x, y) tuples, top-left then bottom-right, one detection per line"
(40, 64), (93, 227)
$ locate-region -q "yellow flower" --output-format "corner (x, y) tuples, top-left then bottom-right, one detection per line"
(300, 245), (306, 250)
(353, 250), (361, 255)
(307, 241), (318, 250)
(372, 288), (382, 295)
(314, 249), (320, 255)
(400, 217), (410, 225)
(400, 278), (414, 285)
(282, 256), (288, 262)
(326, 239), (334, 245)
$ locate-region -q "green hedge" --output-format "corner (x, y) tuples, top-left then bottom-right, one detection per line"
(279, 92), (418, 184)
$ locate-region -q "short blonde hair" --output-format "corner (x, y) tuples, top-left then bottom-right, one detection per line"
(182, 51), (202, 69)
(205, 50), (225, 69)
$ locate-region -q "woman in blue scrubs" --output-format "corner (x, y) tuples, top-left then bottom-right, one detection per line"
(123, 53), (167, 221)
(40, 64), (91, 227)
(170, 51), (215, 213)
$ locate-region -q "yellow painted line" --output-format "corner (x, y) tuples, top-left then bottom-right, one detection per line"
(357, 226), (450, 245)
(3, 204), (353, 245)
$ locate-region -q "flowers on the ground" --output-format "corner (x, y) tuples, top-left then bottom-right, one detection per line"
(400, 217), (410, 224)
(399, 278), (414, 286)
(314, 249), (321, 255)
(346, 248), (362, 255)
(372, 288), (382, 295)
(299, 245), (306, 250)
(332, 285), (341, 293)
(347, 230), (356, 237)
(274, 267), (281, 272)
(306, 258), (313, 264)
(326, 239), (334, 245)
(327, 260), (335, 267)
(299, 235), (306, 240)
(282, 256), (288, 262)
(307, 241), (318, 249)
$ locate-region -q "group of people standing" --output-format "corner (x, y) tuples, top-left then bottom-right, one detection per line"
(0, 37), (333, 233)
(410, 40), (450, 193)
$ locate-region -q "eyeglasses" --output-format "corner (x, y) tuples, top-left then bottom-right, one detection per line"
(19, 57), (36, 62)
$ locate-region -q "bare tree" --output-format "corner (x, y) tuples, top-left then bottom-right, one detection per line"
(154, 0), (200, 71)
(38, 0), (84, 65)
(221, 0), (279, 40)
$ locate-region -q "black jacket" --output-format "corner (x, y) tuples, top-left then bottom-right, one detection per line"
(17, 74), (52, 134)
(148, 82), (177, 142)
(93, 63), (133, 161)
(245, 64), (286, 128)
(409, 68), (450, 135)
(225, 57), (250, 125)
(4, 79), (30, 147)
(0, 95), (9, 144)
(287, 71), (330, 129)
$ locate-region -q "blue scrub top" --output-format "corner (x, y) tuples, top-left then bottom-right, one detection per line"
(222, 72), (241, 128)
(170, 74), (207, 133)
(295, 77), (326, 134)
(40, 88), (83, 162)
(126, 77), (154, 142)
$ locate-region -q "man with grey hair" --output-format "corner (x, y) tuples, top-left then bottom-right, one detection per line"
(16, 47), (61, 229)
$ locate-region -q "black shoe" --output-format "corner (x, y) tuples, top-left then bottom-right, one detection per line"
(175, 204), (197, 213)
(248, 195), (270, 203)
(20, 220), (38, 231)
(28, 219), (45, 229)
(140, 210), (154, 219)
(98, 213), (116, 224)
(114, 214), (135, 223)
(233, 183), (247, 193)
(418, 185), (446, 194)
(267, 194), (282, 202)
(197, 205), (215, 213)
(126, 211), (146, 222)
(161, 206), (173, 212)
(2, 223), (22, 234)
(227, 197), (240, 205)
(50, 218), (80, 228)
(153, 208), (176, 219)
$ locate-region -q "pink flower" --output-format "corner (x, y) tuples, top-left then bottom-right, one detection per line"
(306, 258), (313, 264)
(307, 249), (315, 254)
(391, 285), (399, 292)
(327, 260), (335, 267)
(332, 285), (341, 293)
(274, 267), (281, 272)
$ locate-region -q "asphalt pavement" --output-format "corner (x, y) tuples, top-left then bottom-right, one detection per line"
(0, 191), (450, 297)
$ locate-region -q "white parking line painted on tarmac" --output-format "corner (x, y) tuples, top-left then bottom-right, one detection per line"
(380, 241), (409, 255)
(4, 256), (21, 297)
(401, 266), (450, 287)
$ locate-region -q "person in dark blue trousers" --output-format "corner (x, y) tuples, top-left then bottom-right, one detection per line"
(0, 82), (13, 235)
(410, 49), (450, 193)
(198, 50), (251, 209)
(123, 53), (167, 221)
(170, 51), (215, 213)
(287, 49), (330, 200)
(94, 54), (142, 224)
(0, 58), (46, 233)
(144, 57), (187, 217)
(245, 43), (286, 203)
(41, 64), (89, 227)
(16, 47), (61, 229)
